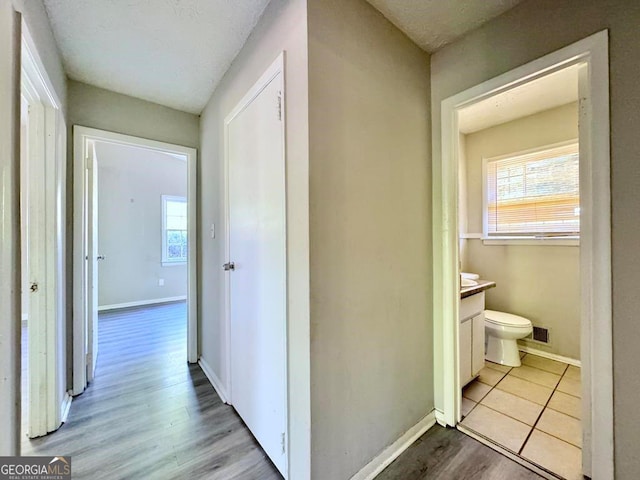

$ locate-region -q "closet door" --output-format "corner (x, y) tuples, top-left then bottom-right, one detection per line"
(227, 65), (287, 477)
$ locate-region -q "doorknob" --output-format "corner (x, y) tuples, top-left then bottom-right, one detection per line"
(223, 262), (235, 271)
(97, 254), (106, 261)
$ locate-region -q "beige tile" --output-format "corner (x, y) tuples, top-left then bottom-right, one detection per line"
(485, 361), (511, 373)
(548, 390), (581, 419)
(557, 375), (581, 398)
(564, 365), (581, 381)
(480, 388), (543, 426)
(522, 430), (583, 480)
(478, 367), (507, 386)
(461, 397), (477, 417)
(521, 355), (568, 375)
(520, 351), (526, 359)
(463, 380), (492, 403)
(536, 408), (582, 447)
(508, 365), (561, 389)
(461, 404), (531, 453)
(495, 375), (553, 406)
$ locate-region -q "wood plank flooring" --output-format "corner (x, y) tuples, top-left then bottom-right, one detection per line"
(376, 425), (543, 480)
(21, 302), (546, 480)
(21, 302), (281, 480)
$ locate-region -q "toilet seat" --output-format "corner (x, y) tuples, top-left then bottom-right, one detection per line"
(485, 309), (531, 328)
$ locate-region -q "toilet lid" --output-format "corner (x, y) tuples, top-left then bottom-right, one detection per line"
(484, 310), (532, 327)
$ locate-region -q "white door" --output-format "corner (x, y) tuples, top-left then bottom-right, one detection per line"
(25, 98), (48, 438)
(227, 68), (287, 476)
(20, 28), (68, 438)
(86, 141), (99, 382)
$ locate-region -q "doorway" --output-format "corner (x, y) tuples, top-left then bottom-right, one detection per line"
(433, 31), (612, 479)
(456, 63), (582, 479)
(72, 127), (198, 396)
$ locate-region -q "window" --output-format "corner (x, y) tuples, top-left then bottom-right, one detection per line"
(484, 142), (579, 238)
(162, 195), (187, 264)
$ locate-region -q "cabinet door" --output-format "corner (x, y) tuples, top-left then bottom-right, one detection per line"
(472, 313), (486, 376)
(460, 320), (472, 387)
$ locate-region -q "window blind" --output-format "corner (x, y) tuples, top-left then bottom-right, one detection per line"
(485, 143), (579, 237)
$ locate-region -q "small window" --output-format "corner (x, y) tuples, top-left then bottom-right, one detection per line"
(484, 142), (579, 238)
(162, 195), (187, 264)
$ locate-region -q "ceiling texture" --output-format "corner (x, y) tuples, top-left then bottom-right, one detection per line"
(43, 0), (271, 114)
(458, 65), (580, 134)
(43, 0), (525, 115)
(365, 0), (523, 52)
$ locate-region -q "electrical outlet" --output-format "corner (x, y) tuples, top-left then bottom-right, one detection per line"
(210, 223), (216, 239)
(158, 278), (165, 287)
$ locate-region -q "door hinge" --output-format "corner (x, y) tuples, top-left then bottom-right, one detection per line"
(281, 432), (286, 454)
(277, 92), (282, 121)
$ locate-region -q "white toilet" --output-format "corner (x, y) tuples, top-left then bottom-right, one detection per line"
(484, 310), (533, 367)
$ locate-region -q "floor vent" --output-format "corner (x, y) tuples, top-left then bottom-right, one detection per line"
(527, 326), (550, 344)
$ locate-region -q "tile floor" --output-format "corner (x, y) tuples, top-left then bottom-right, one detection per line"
(461, 353), (582, 480)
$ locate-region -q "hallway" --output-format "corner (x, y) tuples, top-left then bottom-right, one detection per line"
(21, 302), (281, 480)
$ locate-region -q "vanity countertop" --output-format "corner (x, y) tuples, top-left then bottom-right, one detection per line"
(460, 279), (496, 299)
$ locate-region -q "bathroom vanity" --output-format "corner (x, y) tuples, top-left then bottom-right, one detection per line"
(460, 280), (496, 387)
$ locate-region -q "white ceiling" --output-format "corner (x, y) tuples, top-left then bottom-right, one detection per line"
(43, 0), (271, 114)
(458, 65), (580, 134)
(43, 0), (528, 115)
(365, 0), (524, 52)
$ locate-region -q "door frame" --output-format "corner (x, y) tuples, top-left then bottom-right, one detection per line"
(20, 21), (70, 438)
(433, 30), (612, 478)
(72, 127), (198, 395)
(222, 52), (289, 474)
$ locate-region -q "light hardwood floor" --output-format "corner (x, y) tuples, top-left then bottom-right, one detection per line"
(21, 302), (282, 480)
(21, 302), (545, 480)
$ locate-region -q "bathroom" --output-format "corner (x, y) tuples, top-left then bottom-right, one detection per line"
(455, 65), (583, 479)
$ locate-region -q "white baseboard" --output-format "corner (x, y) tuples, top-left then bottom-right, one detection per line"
(350, 410), (437, 480)
(435, 409), (448, 427)
(519, 346), (581, 367)
(60, 392), (72, 423)
(198, 357), (229, 404)
(98, 295), (187, 312)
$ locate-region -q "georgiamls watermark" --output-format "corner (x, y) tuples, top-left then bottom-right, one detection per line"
(0, 456), (71, 480)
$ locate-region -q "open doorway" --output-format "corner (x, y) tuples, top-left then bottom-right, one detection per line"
(456, 64), (583, 479)
(433, 31), (612, 479)
(72, 127), (197, 396)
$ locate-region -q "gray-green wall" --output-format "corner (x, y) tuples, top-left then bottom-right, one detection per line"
(68, 80), (199, 148)
(308, 0), (432, 477)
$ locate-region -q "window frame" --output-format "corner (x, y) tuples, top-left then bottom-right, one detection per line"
(481, 139), (580, 245)
(161, 194), (188, 266)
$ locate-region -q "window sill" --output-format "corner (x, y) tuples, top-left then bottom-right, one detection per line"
(481, 236), (579, 246)
(162, 261), (187, 267)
